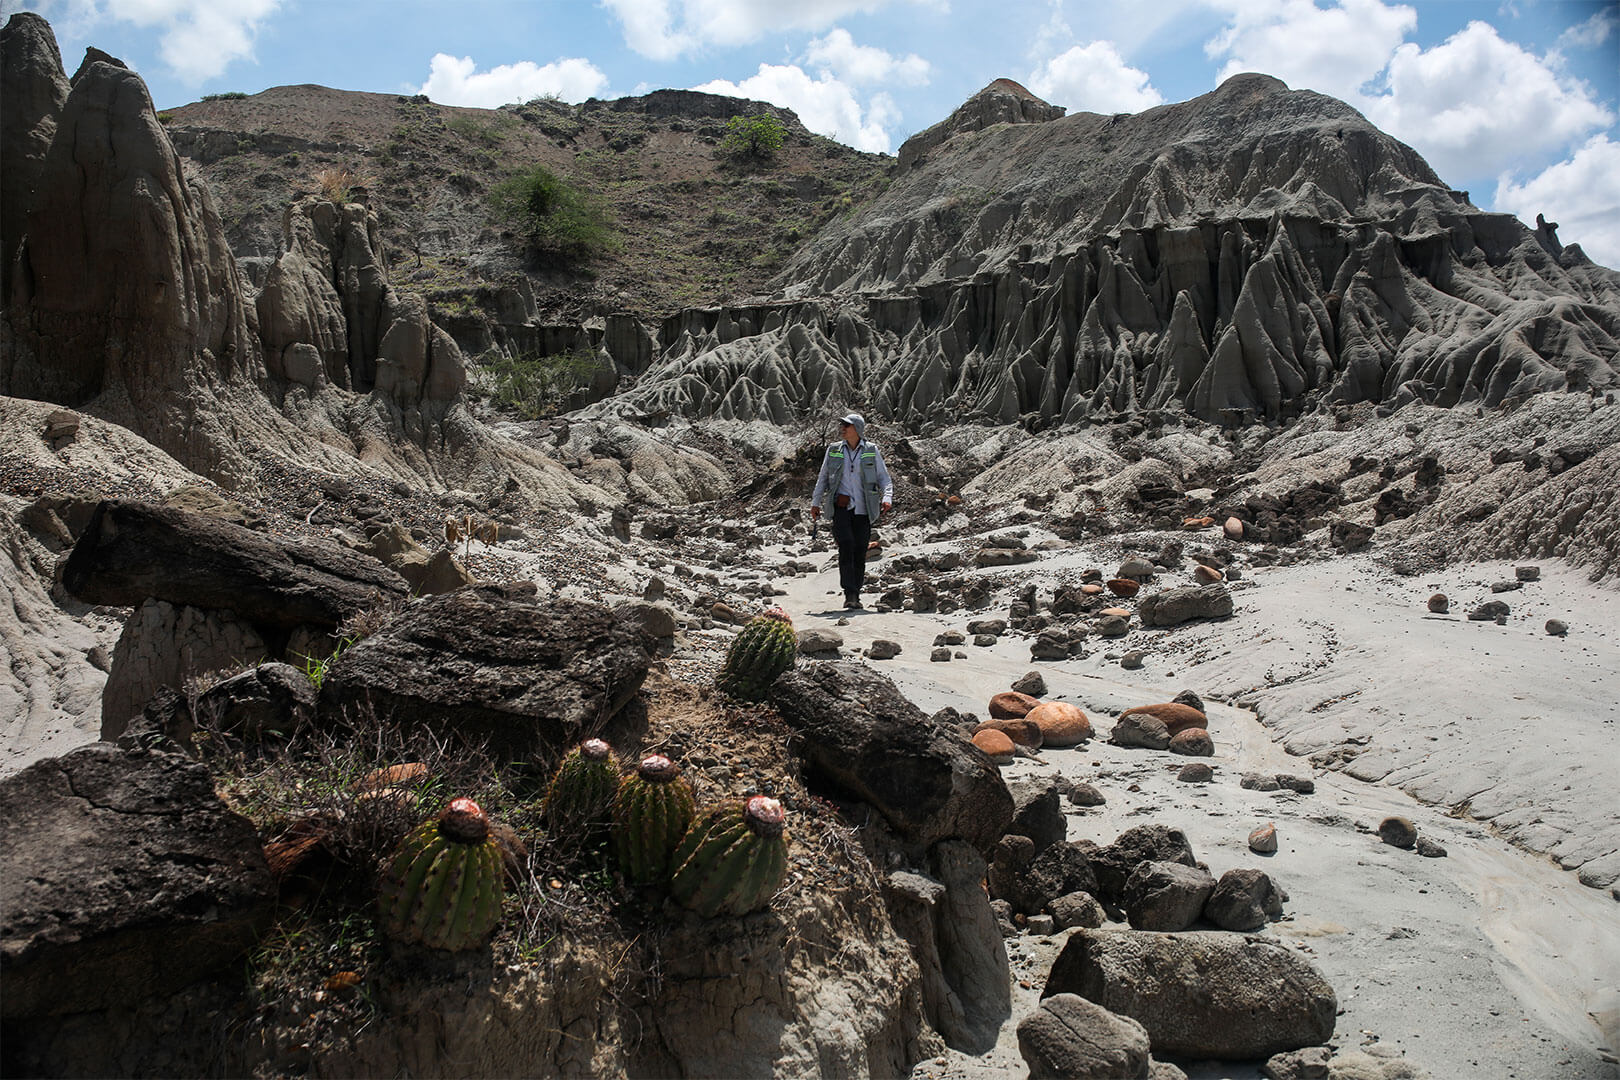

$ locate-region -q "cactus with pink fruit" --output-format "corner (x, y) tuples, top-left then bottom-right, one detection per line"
(671, 795), (790, 918)
(542, 738), (621, 832)
(612, 755), (696, 884)
(378, 797), (504, 951)
(715, 607), (797, 701)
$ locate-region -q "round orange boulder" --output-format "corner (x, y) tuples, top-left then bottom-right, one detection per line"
(1193, 564), (1224, 584)
(989, 690), (1042, 719)
(1119, 702), (1207, 735)
(1106, 578), (1140, 598)
(974, 719), (1043, 748)
(1081, 582), (1105, 595)
(971, 728), (1016, 764)
(1025, 702), (1093, 747)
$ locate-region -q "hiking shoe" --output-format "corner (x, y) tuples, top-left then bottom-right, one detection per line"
(844, 593), (861, 609)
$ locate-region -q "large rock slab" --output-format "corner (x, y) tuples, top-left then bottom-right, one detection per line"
(769, 662), (1013, 854)
(320, 584), (650, 758)
(0, 743), (275, 1017)
(61, 500), (408, 631)
(1018, 993), (1151, 1080)
(1137, 584), (1234, 627)
(99, 598), (270, 739)
(1043, 929), (1337, 1059)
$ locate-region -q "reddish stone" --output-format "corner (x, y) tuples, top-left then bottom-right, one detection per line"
(1106, 578), (1140, 598)
(989, 690), (1042, 719)
(1119, 702), (1207, 735)
(1167, 727), (1214, 756)
(1026, 702), (1092, 747)
(972, 728), (1016, 764)
(975, 718), (1043, 748)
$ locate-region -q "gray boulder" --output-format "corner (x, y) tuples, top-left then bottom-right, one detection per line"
(1137, 584), (1234, 627)
(1109, 712), (1171, 750)
(1023, 842), (1102, 915)
(321, 584), (651, 758)
(1204, 868), (1288, 931)
(1122, 860), (1216, 931)
(769, 661), (1013, 854)
(797, 627), (844, 656)
(1050, 891), (1108, 930)
(0, 744), (275, 1018)
(1018, 993), (1151, 1080)
(1006, 777), (1067, 855)
(1090, 824), (1197, 905)
(1044, 929), (1337, 1059)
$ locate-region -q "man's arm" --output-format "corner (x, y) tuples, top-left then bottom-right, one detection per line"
(809, 448), (831, 517)
(874, 447), (894, 511)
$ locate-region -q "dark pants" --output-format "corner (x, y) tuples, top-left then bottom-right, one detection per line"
(832, 505), (871, 597)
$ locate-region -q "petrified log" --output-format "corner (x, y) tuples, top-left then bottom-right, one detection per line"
(60, 499), (407, 630)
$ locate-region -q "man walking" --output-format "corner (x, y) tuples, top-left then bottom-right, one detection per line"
(810, 412), (893, 609)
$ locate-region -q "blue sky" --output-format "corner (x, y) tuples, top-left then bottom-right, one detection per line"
(7, 0), (1619, 266)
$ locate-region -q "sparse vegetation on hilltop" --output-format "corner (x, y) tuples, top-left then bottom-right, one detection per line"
(488, 164), (618, 266)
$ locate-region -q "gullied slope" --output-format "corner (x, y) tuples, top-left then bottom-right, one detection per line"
(598, 74), (1618, 428)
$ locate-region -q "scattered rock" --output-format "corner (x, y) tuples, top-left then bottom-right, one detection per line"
(864, 639), (902, 660)
(1022, 842), (1102, 915)
(1264, 1045), (1434, 1080)
(1122, 861), (1216, 931)
(934, 630), (967, 646)
(1120, 651), (1145, 670)
(931, 647), (953, 662)
(1177, 763), (1214, 783)
(1515, 565), (1541, 582)
(1121, 703), (1206, 738)
(975, 719), (1042, 748)
(1025, 914), (1056, 936)
(968, 618), (1009, 637)
(1468, 600), (1509, 621)
(1011, 671), (1047, 696)
(1067, 783), (1106, 808)
(1192, 564), (1224, 584)
(1137, 585), (1233, 627)
(1329, 521), (1374, 553)
(1117, 557), (1156, 581)
(973, 729), (1017, 765)
(1095, 614), (1131, 637)
(1275, 775), (1315, 795)
(1050, 891), (1108, 930)
(1545, 619), (1568, 636)
(1224, 517), (1245, 540)
(322, 585), (650, 758)
(1090, 825), (1196, 905)
(1017, 993), (1152, 1080)
(1427, 593), (1448, 613)
(1007, 779), (1068, 855)
(1106, 578), (1140, 599)
(1172, 689), (1205, 713)
(989, 691), (1042, 719)
(1378, 816), (1418, 849)
(770, 662), (1012, 853)
(1204, 868), (1288, 931)
(1166, 728), (1214, 756)
(973, 633), (999, 647)
(1415, 836), (1447, 858)
(1249, 823), (1279, 853)
(0, 744), (275, 1017)
(797, 627), (844, 657)
(1026, 702), (1093, 747)
(1242, 773), (1282, 792)
(1109, 712), (1171, 750)
(1043, 929), (1337, 1059)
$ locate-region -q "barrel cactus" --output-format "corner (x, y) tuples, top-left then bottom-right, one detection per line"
(671, 795), (790, 918)
(612, 755), (696, 884)
(377, 797), (504, 952)
(542, 738), (621, 831)
(715, 607), (797, 701)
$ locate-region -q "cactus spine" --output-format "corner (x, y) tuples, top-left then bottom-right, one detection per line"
(378, 797), (504, 951)
(671, 796), (789, 918)
(715, 607), (797, 701)
(612, 755), (695, 884)
(542, 738), (621, 831)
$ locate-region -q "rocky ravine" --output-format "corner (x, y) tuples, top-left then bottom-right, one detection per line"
(2, 8), (1618, 1079)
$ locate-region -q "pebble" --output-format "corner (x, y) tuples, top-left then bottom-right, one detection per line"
(1120, 650), (1145, 670)
(1025, 914), (1056, 935)
(1249, 823), (1278, 853)
(1177, 763), (1214, 783)
(1516, 565), (1541, 581)
(930, 647), (952, 662)
(1428, 593), (1449, 613)
(1011, 670), (1047, 696)
(1415, 836), (1448, 858)
(1546, 619), (1568, 636)
(1240, 773), (1281, 792)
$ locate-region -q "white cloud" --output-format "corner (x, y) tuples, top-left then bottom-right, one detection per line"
(1028, 40), (1163, 114)
(8, 0), (280, 82)
(601, 0), (931, 60)
(1556, 6), (1617, 50)
(1204, 0), (1416, 101)
(1201, 2), (1614, 188)
(693, 63), (896, 152)
(1362, 20), (1613, 182)
(1495, 134), (1620, 270)
(417, 53), (609, 108)
(806, 27), (929, 85)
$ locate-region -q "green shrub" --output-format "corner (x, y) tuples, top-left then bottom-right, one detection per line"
(483, 348), (605, 419)
(202, 90), (249, 102)
(722, 113), (786, 161)
(488, 165), (616, 264)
